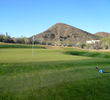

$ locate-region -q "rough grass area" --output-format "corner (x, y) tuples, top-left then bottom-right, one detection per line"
(0, 46), (110, 100)
(0, 43), (45, 49)
(65, 49), (110, 58)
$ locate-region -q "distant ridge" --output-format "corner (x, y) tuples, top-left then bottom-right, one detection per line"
(95, 32), (110, 38)
(34, 23), (100, 46)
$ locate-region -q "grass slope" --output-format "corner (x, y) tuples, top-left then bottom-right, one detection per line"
(0, 45), (110, 100)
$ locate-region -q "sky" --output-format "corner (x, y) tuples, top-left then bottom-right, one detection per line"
(0, 0), (110, 37)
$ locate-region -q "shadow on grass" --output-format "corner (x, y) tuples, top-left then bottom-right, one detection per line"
(65, 50), (110, 58)
(103, 72), (110, 73)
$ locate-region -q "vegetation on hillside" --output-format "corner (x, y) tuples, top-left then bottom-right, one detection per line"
(101, 37), (110, 49)
(95, 32), (110, 38)
(82, 36), (110, 49)
(1, 24), (110, 50)
(34, 23), (100, 46)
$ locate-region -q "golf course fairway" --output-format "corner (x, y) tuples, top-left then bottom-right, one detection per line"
(0, 46), (110, 100)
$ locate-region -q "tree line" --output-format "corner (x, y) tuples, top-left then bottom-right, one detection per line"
(1, 33), (110, 49)
(0, 33), (33, 44)
(79, 37), (110, 49)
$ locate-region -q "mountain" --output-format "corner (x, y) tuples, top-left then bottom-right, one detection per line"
(34, 23), (100, 46)
(95, 32), (110, 38)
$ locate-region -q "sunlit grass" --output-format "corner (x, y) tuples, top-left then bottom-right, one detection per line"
(0, 45), (110, 100)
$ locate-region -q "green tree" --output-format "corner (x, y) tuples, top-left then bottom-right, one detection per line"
(101, 37), (110, 49)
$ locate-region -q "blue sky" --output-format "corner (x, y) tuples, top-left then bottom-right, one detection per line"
(0, 0), (110, 37)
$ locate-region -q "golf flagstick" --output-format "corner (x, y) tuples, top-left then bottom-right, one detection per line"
(32, 35), (34, 56)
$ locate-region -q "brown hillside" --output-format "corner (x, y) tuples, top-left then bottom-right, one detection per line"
(34, 23), (100, 46)
(95, 32), (110, 38)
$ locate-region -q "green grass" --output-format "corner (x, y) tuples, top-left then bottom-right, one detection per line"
(0, 44), (45, 49)
(0, 44), (110, 100)
(65, 50), (110, 58)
